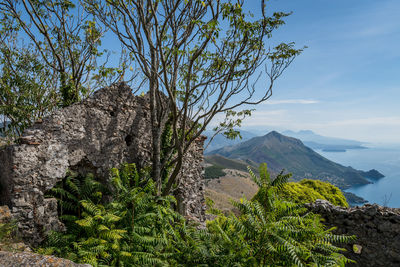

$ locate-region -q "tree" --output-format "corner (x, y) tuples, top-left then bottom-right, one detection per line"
(1, 0), (103, 106)
(0, 0), (132, 138)
(84, 0), (303, 196)
(0, 25), (59, 138)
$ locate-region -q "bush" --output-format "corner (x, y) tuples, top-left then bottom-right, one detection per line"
(281, 179), (349, 207)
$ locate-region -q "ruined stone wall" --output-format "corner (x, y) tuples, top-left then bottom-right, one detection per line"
(0, 82), (206, 245)
(308, 199), (400, 267)
(176, 136), (207, 222)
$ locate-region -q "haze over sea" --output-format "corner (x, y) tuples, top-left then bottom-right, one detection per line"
(317, 144), (400, 208)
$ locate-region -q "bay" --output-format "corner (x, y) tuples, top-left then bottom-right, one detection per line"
(316, 144), (400, 208)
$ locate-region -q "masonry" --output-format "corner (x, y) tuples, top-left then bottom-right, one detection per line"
(0, 82), (206, 245)
(308, 199), (400, 267)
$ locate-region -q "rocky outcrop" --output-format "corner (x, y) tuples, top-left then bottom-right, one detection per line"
(308, 199), (400, 267)
(0, 205), (90, 266)
(0, 252), (91, 267)
(0, 82), (206, 245)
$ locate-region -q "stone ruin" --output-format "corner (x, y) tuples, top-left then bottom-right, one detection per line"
(0, 82), (206, 245)
(308, 199), (400, 267)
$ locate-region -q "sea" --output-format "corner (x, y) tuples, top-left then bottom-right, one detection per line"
(316, 144), (400, 208)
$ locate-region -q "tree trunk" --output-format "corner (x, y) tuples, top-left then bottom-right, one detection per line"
(162, 149), (183, 196)
(149, 78), (162, 195)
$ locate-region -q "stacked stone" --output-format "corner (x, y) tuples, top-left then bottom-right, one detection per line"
(0, 82), (206, 245)
(308, 199), (400, 267)
(176, 135), (207, 224)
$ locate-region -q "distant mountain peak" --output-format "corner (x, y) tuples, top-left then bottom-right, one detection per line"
(263, 131), (304, 146)
(207, 131), (377, 189)
(265, 130), (281, 137)
(298, 130), (315, 134)
(282, 129), (364, 147)
(203, 129), (258, 153)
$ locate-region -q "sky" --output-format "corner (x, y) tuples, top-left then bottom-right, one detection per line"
(5, 0), (399, 143)
(233, 0), (400, 143)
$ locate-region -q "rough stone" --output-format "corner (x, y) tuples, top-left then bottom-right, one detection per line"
(0, 82), (206, 245)
(0, 251), (91, 267)
(307, 199), (400, 267)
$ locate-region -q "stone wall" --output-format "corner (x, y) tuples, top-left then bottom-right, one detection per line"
(0, 82), (206, 245)
(0, 252), (91, 267)
(308, 199), (400, 267)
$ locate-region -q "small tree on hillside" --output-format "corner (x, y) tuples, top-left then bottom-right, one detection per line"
(84, 0), (303, 196)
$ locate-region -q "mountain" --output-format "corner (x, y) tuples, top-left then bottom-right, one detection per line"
(207, 131), (383, 189)
(203, 129), (258, 153)
(282, 130), (367, 151)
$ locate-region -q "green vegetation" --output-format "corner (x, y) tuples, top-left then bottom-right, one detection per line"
(0, 41), (59, 138)
(206, 164), (355, 266)
(0, 221), (17, 246)
(39, 164), (182, 265)
(205, 164), (226, 179)
(38, 163), (354, 266)
(281, 179), (349, 207)
(0, 219), (29, 252)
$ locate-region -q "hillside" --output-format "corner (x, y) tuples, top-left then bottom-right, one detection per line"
(207, 131), (383, 189)
(205, 169), (259, 212)
(205, 154), (259, 173)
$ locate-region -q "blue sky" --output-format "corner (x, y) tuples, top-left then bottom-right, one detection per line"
(11, 0), (397, 143)
(234, 0), (400, 143)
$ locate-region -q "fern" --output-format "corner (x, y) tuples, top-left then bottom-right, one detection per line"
(39, 163), (354, 266)
(207, 163), (355, 266)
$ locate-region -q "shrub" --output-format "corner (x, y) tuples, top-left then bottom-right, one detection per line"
(281, 179), (349, 207)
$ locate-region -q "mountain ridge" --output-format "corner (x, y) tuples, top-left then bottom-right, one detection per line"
(207, 131), (383, 189)
(203, 129), (258, 153)
(282, 130), (367, 151)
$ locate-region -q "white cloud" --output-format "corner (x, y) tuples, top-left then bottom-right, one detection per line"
(264, 99), (319, 105)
